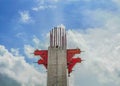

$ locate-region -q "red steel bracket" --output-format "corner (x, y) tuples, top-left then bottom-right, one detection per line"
(34, 49), (48, 69)
(68, 58), (82, 74)
(67, 48), (82, 75)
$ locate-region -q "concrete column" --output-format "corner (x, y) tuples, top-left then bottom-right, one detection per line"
(47, 25), (68, 86)
(47, 47), (67, 86)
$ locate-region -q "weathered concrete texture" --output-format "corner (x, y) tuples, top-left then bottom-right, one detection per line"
(47, 47), (68, 86)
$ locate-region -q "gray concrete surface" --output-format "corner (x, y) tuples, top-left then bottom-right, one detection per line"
(47, 47), (68, 86)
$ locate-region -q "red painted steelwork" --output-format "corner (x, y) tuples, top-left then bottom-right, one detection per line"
(34, 50), (48, 68)
(34, 48), (82, 75)
(67, 49), (82, 75)
(67, 58), (82, 74)
(67, 49), (81, 62)
(38, 59), (47, 68)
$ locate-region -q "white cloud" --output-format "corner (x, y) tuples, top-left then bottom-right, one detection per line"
(32, 0), (57, 11)
(36, 0), (59, 3)
(32, 35), (49, 49)
(112, 0), (120, 6)
(10, 48), (19, 56)
(0, 45), (46, 86)
(24, 45), (35, 58)
(32, 5), (56, 11)
(19, 11), (33, 23)
(67, 14), (120, 85)
(32, 36), (41, 48)
(16, 32), (28, 42)
(32, 0), (91, 11)
(24, 35), (49, 58)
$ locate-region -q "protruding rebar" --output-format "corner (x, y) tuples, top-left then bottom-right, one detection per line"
(50, 31), (52, 47)
(60, 27), (61, 47)
(50, 25), (66, 49)
(55, 28), (57, 46)
(65, 32), (67, 48)
(52, 29), (53, 47)
(54, 28), (55, 47)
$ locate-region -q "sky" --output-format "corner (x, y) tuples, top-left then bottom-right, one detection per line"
(0, 0), (120, 86)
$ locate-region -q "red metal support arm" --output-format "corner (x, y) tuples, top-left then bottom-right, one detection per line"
(67, 48), (81, 63)
(38, 59), (47, 68)
(68, 58), (82, 74)
(34, 49), (48, 69)
(67, 48), (83, 75)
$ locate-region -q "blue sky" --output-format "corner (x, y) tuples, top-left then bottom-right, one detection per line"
(0, 0), (118, 49)
(0, 0), (120, 86)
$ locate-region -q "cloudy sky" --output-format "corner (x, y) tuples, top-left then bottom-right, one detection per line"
(0, 0), (120, 86)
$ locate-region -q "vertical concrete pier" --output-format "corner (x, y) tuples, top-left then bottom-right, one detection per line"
(47, 25), (68, 86)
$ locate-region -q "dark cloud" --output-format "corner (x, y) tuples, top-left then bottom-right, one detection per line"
(0, 74), (21, 86)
